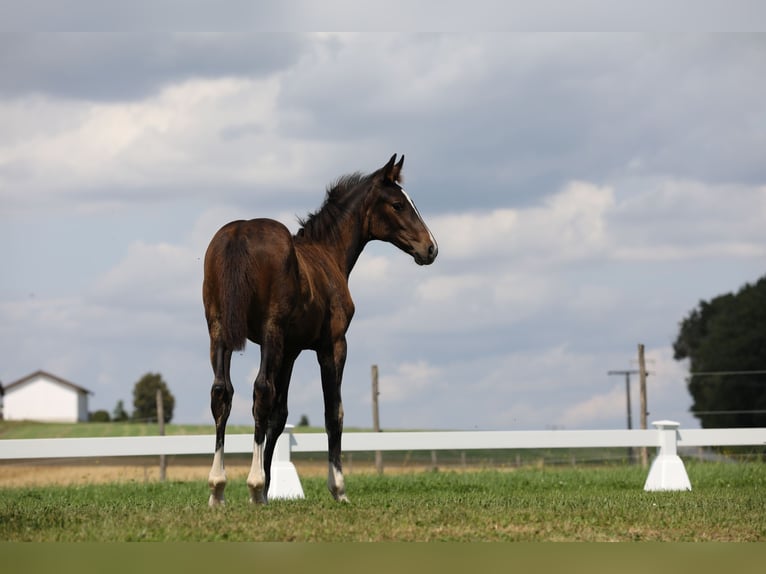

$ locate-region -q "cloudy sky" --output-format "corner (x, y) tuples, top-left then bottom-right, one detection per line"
(2, 32), (765, 432)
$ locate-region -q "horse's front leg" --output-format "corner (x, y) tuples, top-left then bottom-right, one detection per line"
(318, 336), (349, 503)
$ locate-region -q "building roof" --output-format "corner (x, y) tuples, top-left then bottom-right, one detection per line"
(4, 370), (93, 395)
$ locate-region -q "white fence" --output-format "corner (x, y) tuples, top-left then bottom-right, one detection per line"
(1, 421), (764, 498)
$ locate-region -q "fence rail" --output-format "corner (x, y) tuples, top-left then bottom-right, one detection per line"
(1, 421), (765, 498)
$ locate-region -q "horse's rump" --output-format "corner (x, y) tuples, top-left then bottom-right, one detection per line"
(203, 218), (297, 351)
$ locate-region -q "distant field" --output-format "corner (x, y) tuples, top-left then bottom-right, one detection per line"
(0, 420), (248, 439)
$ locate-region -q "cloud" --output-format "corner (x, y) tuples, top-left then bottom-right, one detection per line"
(90, 240), (201, 311)
(431, 181), (614, 263)
(379, 360), (444, 403)
(610, 179), (766, 261)
(5, 173), (759, 428)
(5, 34), (765, 215)
(0, 76), (299, 209)
(424, 178), (766, 273)
(345, 174), (766, 367)
(560, 385), (627, 428)
(2, 33), (765, 433)
(559, 345), (694, 429)
(5, 2), (765, 35)
(0, 34), (308, 101)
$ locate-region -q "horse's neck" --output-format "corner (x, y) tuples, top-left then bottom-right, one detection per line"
(308, 216), (368, 278)
(336, 224), (368, 278)
(297, 188), (373, 277)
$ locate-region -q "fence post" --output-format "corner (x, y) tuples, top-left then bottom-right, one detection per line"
(156, 389), (166, 482)
(372, 364), (383, 475)
(643, 420), (692, 491)
(638, 344), (649, 468)
(267, 424), (305, 500)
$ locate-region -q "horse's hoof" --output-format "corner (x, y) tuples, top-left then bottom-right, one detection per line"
(330, 489), (350, 503)
(248, 485), (268, 505)
(208, 478), (227, 507)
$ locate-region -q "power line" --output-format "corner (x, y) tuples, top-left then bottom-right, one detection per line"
(688, 379), (764, 386)
(689, 370), (766, 377)
(687, 370), (766, 417)
(691, 409), (766, 415)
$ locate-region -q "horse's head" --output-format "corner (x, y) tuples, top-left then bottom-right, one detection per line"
(367, 154), (438, 266)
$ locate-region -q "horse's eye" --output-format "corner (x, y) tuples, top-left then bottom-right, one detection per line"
(392, 201), (404, 212)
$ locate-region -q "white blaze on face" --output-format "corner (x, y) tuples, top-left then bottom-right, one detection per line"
(401, 187), (438, 251)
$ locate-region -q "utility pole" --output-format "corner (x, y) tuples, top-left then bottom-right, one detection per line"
(607, 369), (639, 462)
(371, 364), (383, 475)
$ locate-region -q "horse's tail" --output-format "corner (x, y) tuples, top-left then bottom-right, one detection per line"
(205, 227), (252, 352)
(223, 237), (253, 351)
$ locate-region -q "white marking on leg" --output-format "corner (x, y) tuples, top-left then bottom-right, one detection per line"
(208, 447), (227, 507)
(247, 441), (267, 504)
(327, 462), (349, 503)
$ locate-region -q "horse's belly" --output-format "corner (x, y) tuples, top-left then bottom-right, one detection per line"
(285, 306), (325, 350)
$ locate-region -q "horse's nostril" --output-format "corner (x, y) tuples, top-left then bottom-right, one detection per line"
(428, 244), (438, 261)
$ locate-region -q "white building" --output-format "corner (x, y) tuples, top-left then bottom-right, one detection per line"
(3, 370), (92, 422)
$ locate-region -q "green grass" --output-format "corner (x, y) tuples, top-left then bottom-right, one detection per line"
(2, 421), (765, 541)
(0, 420), (340, 439)
(1, 462), (765, 541)
(0, 420), (242, 439)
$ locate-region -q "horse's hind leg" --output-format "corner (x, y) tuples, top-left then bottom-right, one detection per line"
(246, 326), (284, 504)
(262, 353), (297, 496)
(208, 341), (234, 507)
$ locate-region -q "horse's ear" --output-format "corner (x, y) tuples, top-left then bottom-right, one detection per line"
(393, 154), (404, 183)
(382, 153), (404, 183)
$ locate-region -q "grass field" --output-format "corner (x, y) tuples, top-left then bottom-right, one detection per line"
(1, 462), (765, 542)
(2, 421), (765, 542)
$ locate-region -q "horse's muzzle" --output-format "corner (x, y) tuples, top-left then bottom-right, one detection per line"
(414, 242), (438, 266)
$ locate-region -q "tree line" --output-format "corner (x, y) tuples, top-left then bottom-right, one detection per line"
(674, 275), (766, 428)
(89, 372), (175, 423)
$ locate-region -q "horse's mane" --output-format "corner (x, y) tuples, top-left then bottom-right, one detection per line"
(296, 172), (372, 242)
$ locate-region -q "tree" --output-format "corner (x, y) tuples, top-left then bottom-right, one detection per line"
(132, 372), (175, 423)
(297, 414), (310, 427)
(112, 400), (129, 422)
(90, 409), (110, 422)
(673, 276), (766, 428)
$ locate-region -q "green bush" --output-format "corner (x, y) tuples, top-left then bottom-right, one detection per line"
(89, 410), (111, 423)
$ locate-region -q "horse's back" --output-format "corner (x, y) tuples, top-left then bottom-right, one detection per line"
(211, 218), (293, 254)
(203, 218), (299, 349)
(205, 218), (296, 279)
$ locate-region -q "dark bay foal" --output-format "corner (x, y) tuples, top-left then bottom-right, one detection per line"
(202, 154), (437, 505)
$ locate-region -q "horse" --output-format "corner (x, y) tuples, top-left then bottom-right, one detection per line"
(202, 154), (438, 505)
